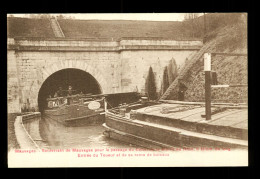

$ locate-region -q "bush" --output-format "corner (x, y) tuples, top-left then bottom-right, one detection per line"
(168, 58), (178, 84)
(162, 66), (169, 93)
(146, 67), (157, 100)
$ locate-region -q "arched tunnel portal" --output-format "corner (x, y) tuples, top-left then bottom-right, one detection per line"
(38, 68), (102, 112)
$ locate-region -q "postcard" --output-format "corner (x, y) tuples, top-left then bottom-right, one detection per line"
(7, 13), (248, 167)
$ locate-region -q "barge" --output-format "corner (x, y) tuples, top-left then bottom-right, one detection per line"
(103, 100), (248, 150)
(44, 94), (107, 126)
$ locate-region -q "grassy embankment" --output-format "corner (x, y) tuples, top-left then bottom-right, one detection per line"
(7, 17), (56, 38)
(58, 19), (195, 40)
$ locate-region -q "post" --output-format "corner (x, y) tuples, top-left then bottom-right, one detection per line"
(204, 13), (206, 37)
(104, 98), (107, 112)
(204, 53), (211, 120)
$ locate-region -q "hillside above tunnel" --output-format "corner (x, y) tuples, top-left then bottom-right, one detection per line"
(160, 14), (247, 103)
(8, 17), (199, 40)
(7, 17), (56, 38)
(57, 19), (184, 40)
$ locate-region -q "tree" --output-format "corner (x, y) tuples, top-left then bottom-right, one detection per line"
(29, 14), (52, 19)
(184, 13), (199, 21)
(168, 58), (178, 84)
(162, 66), (169, 94)
(146, 66), (157, 100)
(56, 15), (65, 19)
(184, 13), (200, 38)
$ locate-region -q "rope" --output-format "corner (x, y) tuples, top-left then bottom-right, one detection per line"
(160, 105), (201, 114)
(106, 100), (114, 108)
(107, 100), (141, 110)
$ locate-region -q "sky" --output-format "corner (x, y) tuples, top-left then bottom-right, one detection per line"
(7, 13), (204, 21)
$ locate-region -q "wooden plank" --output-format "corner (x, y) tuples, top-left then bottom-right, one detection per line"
(167, 107), (205, 119)
(135, 105), (162, 113)
(180, 111), (207, 122)
(137, 104), (180, 114)
(198, 109), (238, 124)
(208, 110), (247, 126)
(232, 120), (248, 129)
(160, 99), (247, 106)
(210, 116), (246, 127)
(211, 85), (229, 88)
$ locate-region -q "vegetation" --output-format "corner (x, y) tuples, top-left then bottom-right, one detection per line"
(164, 13), (247, 103)
(146, 67), (157, 100)
(167, 58), (178, 84)
(181, 13), (245, 40)
(162, 66), (169, 94)
(20, 14), (76, 19)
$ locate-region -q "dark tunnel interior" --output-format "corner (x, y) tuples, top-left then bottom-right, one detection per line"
(38, 68), (102, 111)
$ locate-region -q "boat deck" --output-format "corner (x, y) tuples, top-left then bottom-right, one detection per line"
(131, 103), (248, 140)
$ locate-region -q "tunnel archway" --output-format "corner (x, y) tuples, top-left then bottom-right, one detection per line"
(38, 68), (102, 112)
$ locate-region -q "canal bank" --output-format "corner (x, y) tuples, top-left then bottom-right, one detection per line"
(9, 112), (46, 151)
(13, 112), (43, 151)
(8, 113), (20, 151)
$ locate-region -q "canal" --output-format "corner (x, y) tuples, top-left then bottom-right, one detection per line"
(23, 92), (140, 149)
(36, 115), (136, 149)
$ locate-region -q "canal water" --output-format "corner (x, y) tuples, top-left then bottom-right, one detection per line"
(36, 116), (136, 149)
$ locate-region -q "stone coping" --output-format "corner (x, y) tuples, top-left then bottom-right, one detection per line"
(14, 112), (41, 150)
(11, 36), (203, 42)
(8, 37), (203, 52)
(9, 45), (203, 52)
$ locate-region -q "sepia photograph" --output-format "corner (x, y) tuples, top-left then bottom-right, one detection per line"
(7, 13), (248, 167)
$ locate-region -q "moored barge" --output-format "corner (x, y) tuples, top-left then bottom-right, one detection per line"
(103, 100), (248, 150)
(44, 94), (107, 126)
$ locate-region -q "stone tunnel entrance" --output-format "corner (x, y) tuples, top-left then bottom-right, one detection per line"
(38, 68), (102, 112)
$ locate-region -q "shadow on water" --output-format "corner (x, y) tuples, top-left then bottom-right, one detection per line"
(39, 115), (136, 149)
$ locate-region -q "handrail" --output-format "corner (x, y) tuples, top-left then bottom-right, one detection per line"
(211, 52), (247, 57)
(46, 93), (107, 101)
(211, 84), (248, 88)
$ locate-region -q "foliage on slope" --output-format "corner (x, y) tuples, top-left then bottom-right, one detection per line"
(180, 13), (246, 40)
(165, 14), (247, 103)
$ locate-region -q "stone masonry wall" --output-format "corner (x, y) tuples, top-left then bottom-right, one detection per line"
(15, 51), (120, 111)
(120, 50), (197, 94)
(7, 38), (202, 112)
(7, 49), (21, 113)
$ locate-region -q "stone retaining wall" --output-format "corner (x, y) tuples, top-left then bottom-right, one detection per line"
(14, 112), (42, 150)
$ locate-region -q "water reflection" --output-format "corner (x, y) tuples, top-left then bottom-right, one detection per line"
(23, 117), (49, 148)
(39, 116), (136, 149)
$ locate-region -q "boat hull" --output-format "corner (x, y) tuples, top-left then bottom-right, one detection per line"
(104, 111), (248, 150)
(44, 104), (105, 127)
